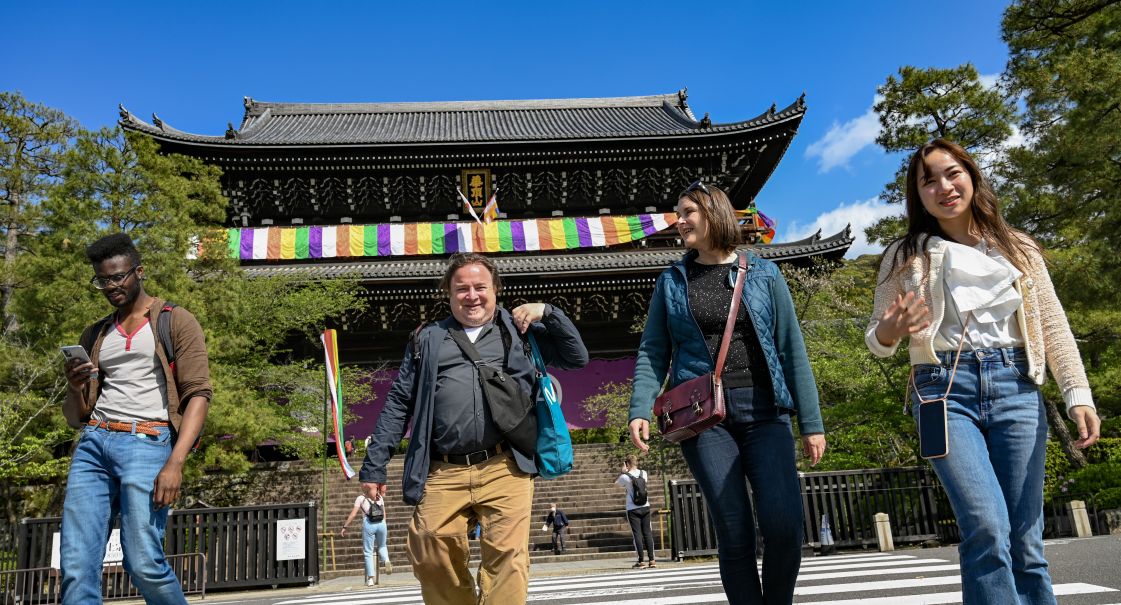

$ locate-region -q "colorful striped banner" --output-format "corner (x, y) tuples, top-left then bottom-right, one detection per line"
(227, 213), (677, 261)
(321, 329), (356, 480)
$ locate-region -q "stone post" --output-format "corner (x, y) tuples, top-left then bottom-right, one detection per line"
(874, 512), (894, 552)
(1067, 500), (1093, 538)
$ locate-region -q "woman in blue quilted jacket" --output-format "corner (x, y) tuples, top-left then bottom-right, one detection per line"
(628, 181), (826, 605)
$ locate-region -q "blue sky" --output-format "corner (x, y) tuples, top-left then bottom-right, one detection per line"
(2, 0), (1011, 257)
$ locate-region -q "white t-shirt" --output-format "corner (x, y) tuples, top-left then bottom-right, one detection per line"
(615, 469), (649, 511)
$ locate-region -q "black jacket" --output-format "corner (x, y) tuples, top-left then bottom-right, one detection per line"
(360, 305), (588, 505)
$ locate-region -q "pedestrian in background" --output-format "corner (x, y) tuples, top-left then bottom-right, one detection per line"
(628, 181), (826, 604)
(340, 492), (391, 586)
(616, 456), (654, 569)
(543, 503), (569, 555)
(866, 138), (1099, 604)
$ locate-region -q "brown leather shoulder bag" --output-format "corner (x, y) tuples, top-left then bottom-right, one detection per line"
(653, 255), (746, 443)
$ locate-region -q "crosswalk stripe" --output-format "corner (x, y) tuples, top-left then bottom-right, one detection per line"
(801, 554), (916, 566)
(798, 563), (960, 581)
(274, 557), (1119, 605)
(795, 582), (1118, 605)
(797, 552), (902, 562)
(795, 575), (961, 595)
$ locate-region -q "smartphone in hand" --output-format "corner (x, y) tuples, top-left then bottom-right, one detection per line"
(61, 346), (98, 376)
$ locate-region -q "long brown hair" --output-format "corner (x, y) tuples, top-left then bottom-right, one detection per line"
(677, 183), (742, 255)
(883, 138), (1038, 278)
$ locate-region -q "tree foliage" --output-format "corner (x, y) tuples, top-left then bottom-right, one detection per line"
(0, 104), (374, 523)
(783, 258), (921, 470)
(867, 65), (1017, 245)
(0, 92), (76, 336)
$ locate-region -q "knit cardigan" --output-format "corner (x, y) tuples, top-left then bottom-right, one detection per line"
(865, 237), (1094, 417)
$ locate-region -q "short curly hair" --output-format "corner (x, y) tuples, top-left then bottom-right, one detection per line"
(85, 233), (141, 266)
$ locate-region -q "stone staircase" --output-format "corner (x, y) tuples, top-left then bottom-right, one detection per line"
(318, 443), (673, 579)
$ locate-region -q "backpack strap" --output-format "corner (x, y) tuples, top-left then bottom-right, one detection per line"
(80, 313), (116, 357)
(157, 303), (178, 375)
(409, 321), (435, 362)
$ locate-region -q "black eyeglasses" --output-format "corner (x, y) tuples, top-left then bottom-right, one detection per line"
(90, 266), (138, 290)
(683, 179), (710, 197)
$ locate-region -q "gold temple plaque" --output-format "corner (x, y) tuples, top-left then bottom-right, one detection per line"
(460, 169), (492, 209)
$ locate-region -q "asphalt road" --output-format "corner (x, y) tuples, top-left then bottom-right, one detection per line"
(191, 535), (1121, 605)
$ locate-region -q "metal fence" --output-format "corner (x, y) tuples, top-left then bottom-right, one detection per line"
(16, 502), (317, 595)
(0, 554), (204, 605)
(801, 466), (948, 548)
(668, 467), (956, 559)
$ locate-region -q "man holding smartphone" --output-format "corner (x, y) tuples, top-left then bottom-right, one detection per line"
(61, 233), (212, 605)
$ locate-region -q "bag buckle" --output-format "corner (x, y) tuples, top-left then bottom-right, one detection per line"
(662, 410), (672, 427)
(690, 388), (704, 415)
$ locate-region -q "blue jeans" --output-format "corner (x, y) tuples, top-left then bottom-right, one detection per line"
(680, 387), (802, 605)
(914, 347), (1054, 605)
(362, 518), (389, 577)
(61, 424), (187, 605)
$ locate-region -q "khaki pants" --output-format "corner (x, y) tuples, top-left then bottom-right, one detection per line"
(407, 451), (533, 605)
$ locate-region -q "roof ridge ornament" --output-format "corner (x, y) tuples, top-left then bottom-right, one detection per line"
(152, 113), (163, 129)
(118, 104), (131, 122)
(699, 112), (712, 128)
(798, 92), (806, 109)
(768, 103), (777, 117)
(225, 122), (238, 140)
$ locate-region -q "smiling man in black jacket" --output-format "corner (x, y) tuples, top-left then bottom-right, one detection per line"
(359, 252), (588, 605)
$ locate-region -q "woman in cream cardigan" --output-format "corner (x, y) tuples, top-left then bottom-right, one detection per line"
(866, 139), (1099, 605)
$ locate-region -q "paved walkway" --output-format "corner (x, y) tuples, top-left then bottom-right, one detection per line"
(193, 555), (691, 604)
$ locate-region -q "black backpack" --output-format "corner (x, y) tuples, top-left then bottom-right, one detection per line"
(365, 498), (384, 523)
(630, 472), (649, 507)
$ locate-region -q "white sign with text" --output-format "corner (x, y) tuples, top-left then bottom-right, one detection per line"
(276, 518), (306, 561)
(51, 529), (123, 569)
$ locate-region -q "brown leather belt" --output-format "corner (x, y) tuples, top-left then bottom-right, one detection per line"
(87, 419), (168, 437)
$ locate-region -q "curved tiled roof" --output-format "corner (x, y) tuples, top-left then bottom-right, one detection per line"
(118, 90), (807, 146)
(239, 226), (852, 282)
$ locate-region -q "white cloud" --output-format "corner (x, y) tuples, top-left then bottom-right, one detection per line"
(977, 72), (1001, 90)
(804, 107), (881, 172)
(782, 197), (899, 259)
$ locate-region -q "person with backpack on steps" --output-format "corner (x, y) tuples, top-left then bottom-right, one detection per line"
(340, 491), (392, 585)
(616, 455), (655, 569)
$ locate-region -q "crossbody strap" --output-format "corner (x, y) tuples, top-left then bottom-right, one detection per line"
(911, 312), (973, 404)
(713, 255), (748, 382)
(448, 326), (485, 365)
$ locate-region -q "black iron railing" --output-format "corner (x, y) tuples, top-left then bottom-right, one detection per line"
(16, 501), (317, 595)
(668, 466), (957, 559)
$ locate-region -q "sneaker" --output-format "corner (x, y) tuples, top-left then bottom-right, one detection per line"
(647, 561), (656, 568)
(632, 562), (645, 569)
(366, 576), (374, 587)
(383, 561), (393, 575)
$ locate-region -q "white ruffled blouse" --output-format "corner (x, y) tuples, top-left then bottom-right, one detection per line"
(933, 238), (1025, 351)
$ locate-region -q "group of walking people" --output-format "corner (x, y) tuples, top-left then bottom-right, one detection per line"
(59, 138), (1099, 605)
(623, 138), (1099, 605)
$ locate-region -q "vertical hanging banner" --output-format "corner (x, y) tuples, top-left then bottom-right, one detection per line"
(322, 329), (356, 479)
